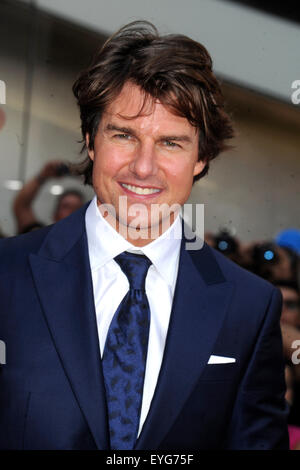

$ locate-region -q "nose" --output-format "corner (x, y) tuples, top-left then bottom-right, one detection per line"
(128, 140), (157, 179)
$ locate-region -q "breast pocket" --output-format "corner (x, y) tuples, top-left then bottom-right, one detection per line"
(198, 362), (239, 382)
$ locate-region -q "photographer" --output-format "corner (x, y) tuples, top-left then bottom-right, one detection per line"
(13, 160), (84, 234)
(239, 241), (298, 285)
(205, 229), (244, 265)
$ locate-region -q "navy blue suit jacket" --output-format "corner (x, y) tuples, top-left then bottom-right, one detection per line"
(0, 204), (289, 449)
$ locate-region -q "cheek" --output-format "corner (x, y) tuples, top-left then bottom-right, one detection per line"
(94, 145), (130, 177)
(165, 159), (196, 189)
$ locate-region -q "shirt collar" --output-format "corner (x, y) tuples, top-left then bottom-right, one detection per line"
(85, 196), (182, 289)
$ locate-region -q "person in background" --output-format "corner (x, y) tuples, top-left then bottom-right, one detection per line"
(275, 280), (300, 371)
(276, 280), (300, 330)
(13, 160), (84, 234)
(205, 229), (242, 265)
(276, 229), (300, 256)
(239, 241), (298, 285)
(285, 364), (300, 450)
(275, 281), (300, 429)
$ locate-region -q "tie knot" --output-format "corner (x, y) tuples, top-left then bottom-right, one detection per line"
(114, 251), (152, 290)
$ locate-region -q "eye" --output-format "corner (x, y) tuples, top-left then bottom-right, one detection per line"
(114, 133), (131, 140)
(164, 140), (180, 149)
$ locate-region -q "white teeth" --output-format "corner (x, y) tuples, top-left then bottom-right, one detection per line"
(121, 183), (160, 195)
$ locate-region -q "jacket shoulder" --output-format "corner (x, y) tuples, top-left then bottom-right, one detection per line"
(0, 226), (52, 277)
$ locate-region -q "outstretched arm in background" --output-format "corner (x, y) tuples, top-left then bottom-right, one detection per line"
(13, 161), (64, 233)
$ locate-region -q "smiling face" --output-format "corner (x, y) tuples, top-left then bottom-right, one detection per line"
(87, 82), (205, 245)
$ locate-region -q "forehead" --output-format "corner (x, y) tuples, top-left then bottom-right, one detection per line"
(103, 82), (197, 135)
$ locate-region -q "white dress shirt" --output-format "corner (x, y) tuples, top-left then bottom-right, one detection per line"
(85, 196), (182, 436)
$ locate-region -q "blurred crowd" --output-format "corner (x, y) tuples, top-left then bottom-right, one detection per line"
(206, 228), (300, 449)
(0, 160), (85, 238)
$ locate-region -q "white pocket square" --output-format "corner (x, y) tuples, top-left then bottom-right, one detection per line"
(208, 355), (236, 364)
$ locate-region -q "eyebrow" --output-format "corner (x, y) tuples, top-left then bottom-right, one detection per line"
(158, 135), (193, 143)
(105, 124), (138, 137)
(105, 123), (193, 143)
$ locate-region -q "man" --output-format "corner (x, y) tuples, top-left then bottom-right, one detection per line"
(13, 160), (84, 234)
(0, 21), (289, 449)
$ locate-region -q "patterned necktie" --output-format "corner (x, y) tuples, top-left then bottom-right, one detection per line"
(102, 251), (152, 450)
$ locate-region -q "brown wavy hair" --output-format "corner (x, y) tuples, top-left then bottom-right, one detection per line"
(72, 21), (234, 184)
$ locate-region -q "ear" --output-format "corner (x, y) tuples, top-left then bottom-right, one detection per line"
(193, 158), (206, 177)
(86, 133), (94, 161)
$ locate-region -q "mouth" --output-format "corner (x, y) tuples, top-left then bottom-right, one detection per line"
(119, 182), (163, 198)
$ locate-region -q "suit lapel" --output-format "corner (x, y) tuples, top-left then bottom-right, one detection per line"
(29, 205), (109, 450)
(135, 234), (235, 449)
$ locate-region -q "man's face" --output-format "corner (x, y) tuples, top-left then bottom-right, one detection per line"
(87, 82), (205, 244)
